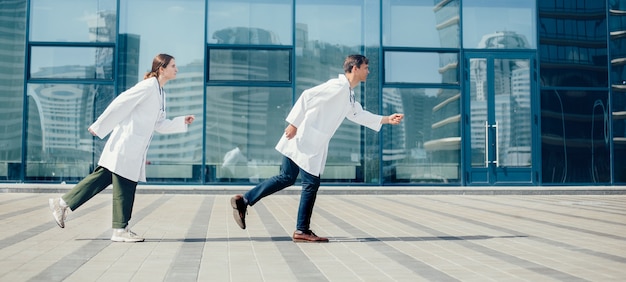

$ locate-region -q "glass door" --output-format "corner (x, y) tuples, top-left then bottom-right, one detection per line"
(465, 53), (536, 185)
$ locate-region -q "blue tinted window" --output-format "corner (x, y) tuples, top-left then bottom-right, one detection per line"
(383, 0), (459, 48)
(385, 52), (458, 84)
(30, 46), (114, 80)
(463, 0), (535, 49)
(205, 86), (292, 183)
(25, 84), (115, 180)
(208, 49), (290, 82)
(30, 0), (116, 42)
(208, 0), (291, 45)
(382, 87), (460, 183)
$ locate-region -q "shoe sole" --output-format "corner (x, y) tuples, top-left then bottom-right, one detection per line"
(292, 238), (330, 243)
(111, 238), (145, 243)
(230, 197), (246, 229)
(49, 198), (65, 228)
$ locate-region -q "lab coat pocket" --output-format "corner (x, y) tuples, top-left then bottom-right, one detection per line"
(296, 126), (329, 155)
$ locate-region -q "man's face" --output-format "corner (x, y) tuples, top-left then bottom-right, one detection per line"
(354, 63), (369, 82)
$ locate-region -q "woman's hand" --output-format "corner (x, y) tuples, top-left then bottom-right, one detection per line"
(88, 127), (97, 136)
(383, 113), (404, 125)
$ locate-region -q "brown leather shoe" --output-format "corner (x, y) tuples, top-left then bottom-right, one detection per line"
(230, 195), (247, 229)
(292, 230), (329, 243)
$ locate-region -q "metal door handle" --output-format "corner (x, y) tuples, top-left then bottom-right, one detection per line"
(493, 121), (499, 167)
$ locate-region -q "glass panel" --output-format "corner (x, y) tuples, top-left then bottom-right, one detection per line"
(383, 0), (459, 48)
(385, 51), (458, 84)
(146, 63), (204, 182)
(541, 90), (610, 183)
(463, 0), (535, 49)
(610, 0), (626, 183)
(25, 84), (115, 181)
(205, 86), (292, 183)
(538, 0), (608, 87)
(295, 0), (379, 183)
(469, 58), (487, 168)
(0, 0), (27, 180)
(120, 0), (205, 82)
(30, 0), (116, 42)
(494, 58), (531, 167)
(382, 88), (460, 184)
(208, 49), (290, 82)
(30, 47), (114, 79)
(119, 0), (204, 182)
(207, 0), (291, 45)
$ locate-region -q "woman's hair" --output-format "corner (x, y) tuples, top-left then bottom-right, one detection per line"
(343, 54), (369, 73)
(143, 53), (175, 80)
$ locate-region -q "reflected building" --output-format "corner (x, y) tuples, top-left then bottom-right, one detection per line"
(0, 1), (27, 178)
(25, 10), (130, 179)
(539, 1), (611, 183)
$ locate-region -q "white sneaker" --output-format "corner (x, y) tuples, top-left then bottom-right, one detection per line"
(111, 228), (145, 242)
(49, 198), (68, 228)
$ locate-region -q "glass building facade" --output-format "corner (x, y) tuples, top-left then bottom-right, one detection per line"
(0, 0), (624, 186)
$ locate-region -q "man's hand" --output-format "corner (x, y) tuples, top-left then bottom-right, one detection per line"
(185, 115), (195, 125)
(284, 124), (297, 140)
(383, 113), (404, 125)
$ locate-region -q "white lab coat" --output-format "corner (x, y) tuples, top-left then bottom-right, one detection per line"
(275, 74), (383, 176)
(89, 77), (188, 182)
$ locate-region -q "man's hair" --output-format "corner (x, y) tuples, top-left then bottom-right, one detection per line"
(343, 54), (369, 73)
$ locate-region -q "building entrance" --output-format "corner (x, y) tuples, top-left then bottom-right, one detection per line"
(464, 53), (537, 185)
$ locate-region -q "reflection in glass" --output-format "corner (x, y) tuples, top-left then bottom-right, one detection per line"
(25, 84), (115, 181)
(205, 86), (292, 183)
(538, 0), (608, 87)
(295, 0), (382, 183)
(469, 58), (487, 168)
(541, 90), (610, 183)
(383, 0), (459, 48)
(146, 61), (204, 182)
(383, 88), (460, 183)
(463, 0), (535, 49)
(30, 47), (114, 79)
(494, 59), (531, 168)
(120, 0), (204, 82)
(470, 58), (532, 170)
(207, 0), (291, 45)
(208, 49), (290, 82)
(384, 52), (458, 84)
(610, 0), (626, 182)
(30, 0), (116, 42)
(0, 0), (27, 180)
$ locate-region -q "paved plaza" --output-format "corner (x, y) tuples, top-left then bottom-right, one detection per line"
(1, 186), (626, 281)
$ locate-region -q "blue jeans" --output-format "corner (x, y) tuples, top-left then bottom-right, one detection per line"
(244, 156), (321, 231)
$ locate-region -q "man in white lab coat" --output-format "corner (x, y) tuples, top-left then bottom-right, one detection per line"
(231, 54), (404, 242)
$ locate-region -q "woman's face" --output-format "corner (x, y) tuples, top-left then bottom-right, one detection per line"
(160, 59), (178, 81)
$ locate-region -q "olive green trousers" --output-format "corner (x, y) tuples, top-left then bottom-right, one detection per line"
(62, 166), (137, 229)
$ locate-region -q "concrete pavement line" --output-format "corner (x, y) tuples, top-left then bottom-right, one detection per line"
(381, 196), (626, 265)
(516, 195), (626, 215)
(254, 202), (330, 282)
(0, 194), (38, 205)
(0, 204), (45, 221)
(314, 206), (460, 282)
(462, 196), (626, 227)
(430, 196), (626, 242)
(28, 195), (171, 282)
(348, 197), (589, 282)
(164, 196), (214, 282)
(0, 200), (109, 250)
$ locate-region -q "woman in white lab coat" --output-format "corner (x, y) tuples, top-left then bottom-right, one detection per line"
(48, 53), (195, 242)
(231, 54), (404, 242)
